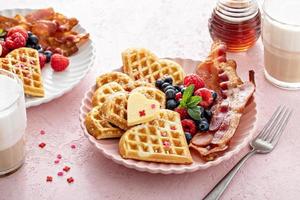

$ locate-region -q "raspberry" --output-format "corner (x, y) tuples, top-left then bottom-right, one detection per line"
(50, 53), (69, 72)
(174, 107), (189, 119)
(175, 92), (182, 101)
(194, 88), (214, 108)
(181, 119), (197, 135)
(39, 53), (46, 69)
(5, 32), (26, 50)
(7, 26), (28, 41)
(0, 41), (9, 57)
(183, 74), (205, 91)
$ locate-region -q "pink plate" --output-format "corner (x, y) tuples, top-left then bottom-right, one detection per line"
(79, 58), (257, 174)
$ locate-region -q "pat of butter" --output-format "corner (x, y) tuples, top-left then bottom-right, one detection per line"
(127, 92), (160, 126)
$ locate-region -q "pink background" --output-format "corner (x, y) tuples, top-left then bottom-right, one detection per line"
(1, 0), (300, 199)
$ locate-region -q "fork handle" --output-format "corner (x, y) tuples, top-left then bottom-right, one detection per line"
(203, 149), (257, 200)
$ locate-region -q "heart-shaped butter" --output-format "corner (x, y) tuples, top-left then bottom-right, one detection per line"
(127, 92), (160, 126)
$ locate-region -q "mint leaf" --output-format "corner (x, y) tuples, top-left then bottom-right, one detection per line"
(186, 96), (202, 108)
(187, 106), (201, 120)
(180, 85), (194, 107)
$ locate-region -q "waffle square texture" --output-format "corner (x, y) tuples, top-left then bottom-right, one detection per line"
(119, 109), (193, 164)
(122, 48), (185, 84)
(0, 48), (44, 97)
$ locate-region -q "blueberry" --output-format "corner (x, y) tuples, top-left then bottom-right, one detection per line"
(27, 35), (39, 45)
(161, 82), (171, 90)
(184, 132), (193, 144)
(166, 99), (178, 110)
(174, 85), (181, 93)
(155, 79), (164, 89)
(165, 89), (176, 100)
(164, 77), (173, 84)
(27, 31), (33, 37)
(202, 110), (212, 122)
(44, 50), (53, 63)
(34, 44), (42, 50)
(163, 85), (175, 92)
(181, 87), (186, 94)
(212, 92), (218, 101)
(198, 119), (209, 132)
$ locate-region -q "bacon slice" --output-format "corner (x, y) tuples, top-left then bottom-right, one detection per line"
(190, 42), (255, 161)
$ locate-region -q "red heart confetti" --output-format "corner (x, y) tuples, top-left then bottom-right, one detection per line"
(57, 171), (64, 176)
(40, 130), (45, 135)
(54, 160), (60, 164)
(63, 166), (71, 172)
(139, 110), (146, 117)
(57, 154), (62, 159)
(70, 144), (76, 149)
(67, 177), (74, 183)
(38, 142), (46, 148)
(46, 176), (53, 182)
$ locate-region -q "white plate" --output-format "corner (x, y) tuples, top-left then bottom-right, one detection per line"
(0, 8), (96, 108)
(79, 58), (257, 174)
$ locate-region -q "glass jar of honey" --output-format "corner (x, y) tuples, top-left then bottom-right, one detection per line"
(208, 0), (261, 52)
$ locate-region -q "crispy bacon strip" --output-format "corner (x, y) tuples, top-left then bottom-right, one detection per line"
(190, 42), (255, 161)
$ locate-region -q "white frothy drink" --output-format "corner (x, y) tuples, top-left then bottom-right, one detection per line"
(263, 0), (300, 89)
(0, 73), (26, 175)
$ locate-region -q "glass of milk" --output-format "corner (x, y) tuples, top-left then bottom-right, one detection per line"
(262, 0), (300, 89)
(0, 69), (26, 175)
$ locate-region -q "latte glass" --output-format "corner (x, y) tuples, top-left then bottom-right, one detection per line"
(262, 0), (300, 89)
(0, 69), (26, 175)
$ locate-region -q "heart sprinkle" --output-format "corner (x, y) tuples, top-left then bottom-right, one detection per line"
(46, 176), (53, 182)
(63, 166), (71, 172)
(70, 144), (76, 149)
(163, 141), (170, 148)
(57, 154), (62, 159)
(40, 130), (45, 135)
(151, 104), (156, 109)
(38, 142), (46, 148)
(57, 172), (64, 176)
(54, 160), (60, 164)
(139, 110), (146, 117)
(67, 177), (74, 184)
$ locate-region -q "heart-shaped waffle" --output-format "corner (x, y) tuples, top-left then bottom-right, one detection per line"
(85, 106), (124, 139)
(119, 109), (193, 164)
(122, 48), (185, 84)
(92, 82), (125, 107)
(96, 71), (133, 88)
(100, 87), (166, 130)
(127, 92), (160, 126)
(0, 48), (44, 97)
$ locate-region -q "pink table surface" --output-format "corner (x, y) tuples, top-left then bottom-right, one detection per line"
(1, 1), (300, 200)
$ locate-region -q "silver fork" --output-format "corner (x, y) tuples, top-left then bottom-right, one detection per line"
(203, 105), (293, 200)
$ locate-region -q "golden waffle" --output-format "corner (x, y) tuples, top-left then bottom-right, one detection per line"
(119, 109), (193, 164)
(122, 80), (154, 92)
(100, 92), (130, 130)
(92, 82), (125, 107)
(122, 48), (185, 84)
(96, 71), (133, 88)
(85, 106), (123, 139)
(100, 87), (165, 130)
(131, 87), (166, 109)
(0, 48), (44, 97)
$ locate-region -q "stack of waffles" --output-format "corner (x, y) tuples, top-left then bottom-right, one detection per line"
(85, 48), (193, 164)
